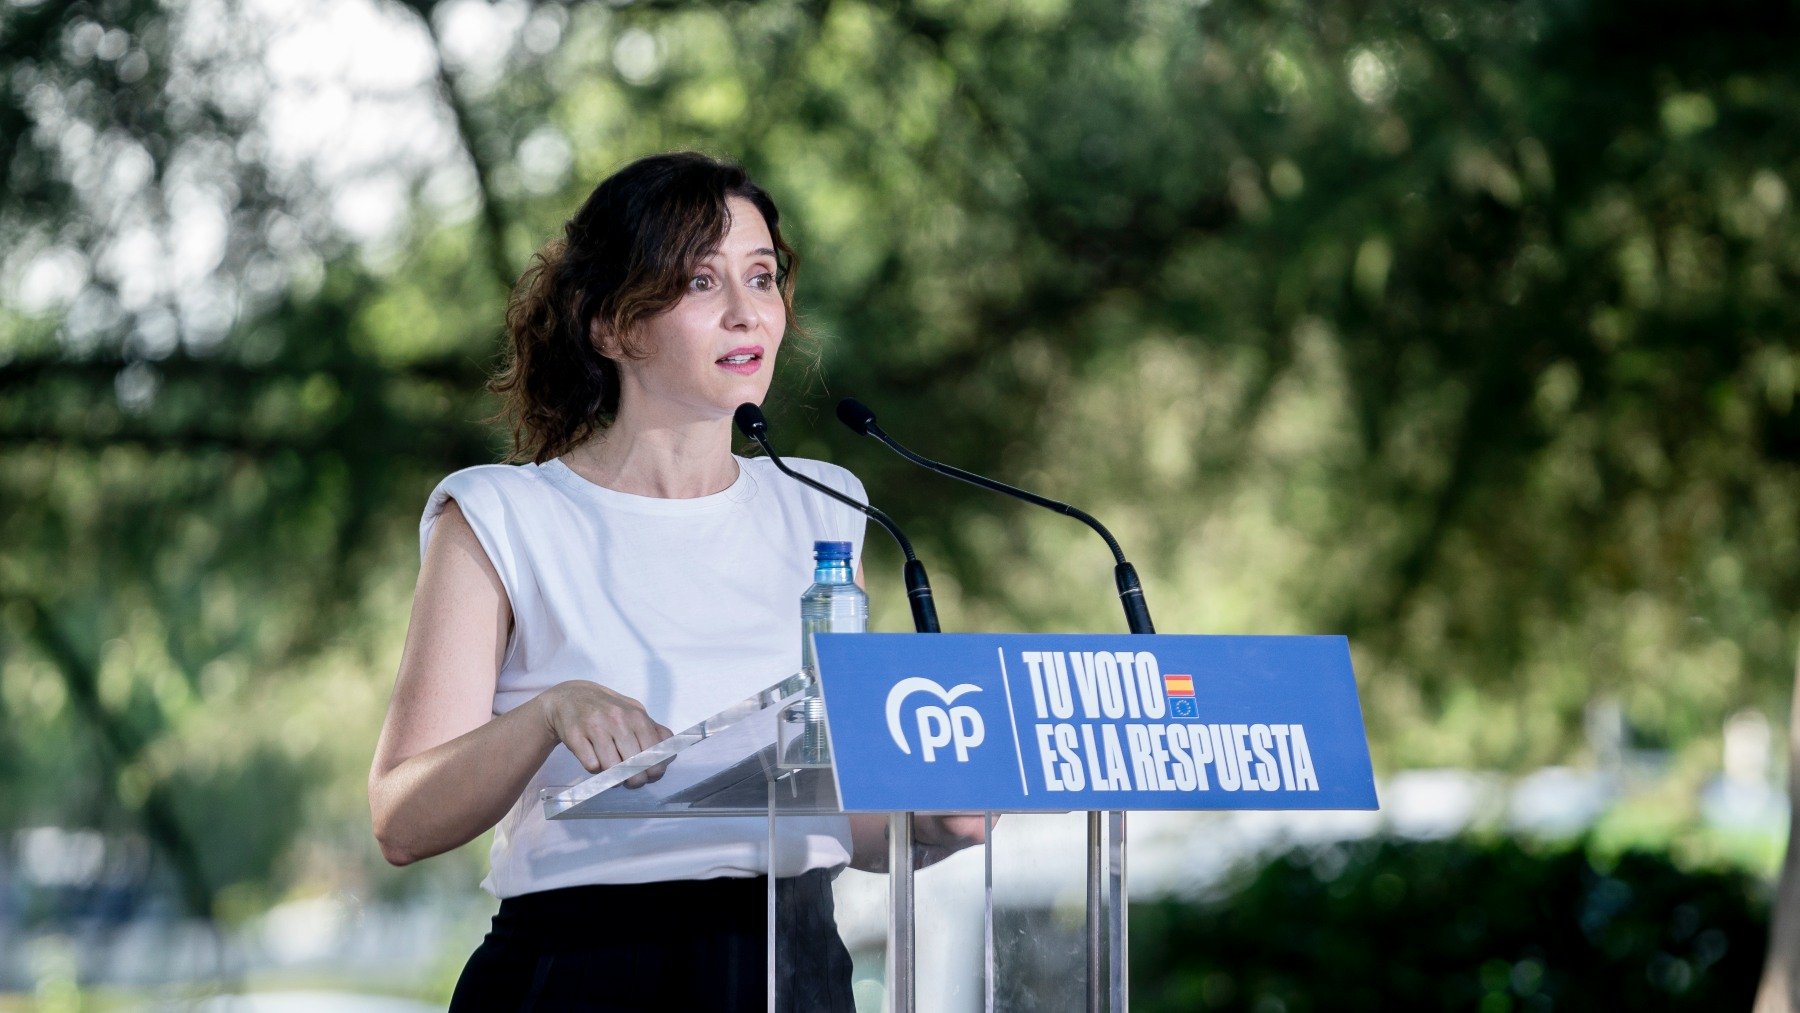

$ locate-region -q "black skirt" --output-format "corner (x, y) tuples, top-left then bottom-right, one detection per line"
(447, 869), (857, 1012)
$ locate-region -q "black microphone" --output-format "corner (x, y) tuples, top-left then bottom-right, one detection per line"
(734, 403), (940, 634)
(836, 398), (1155, 635)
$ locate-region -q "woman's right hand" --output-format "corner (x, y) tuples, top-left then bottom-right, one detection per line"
(536, 680), (674, 788)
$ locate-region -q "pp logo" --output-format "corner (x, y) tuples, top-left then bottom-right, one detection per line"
(885, 678), (986, 763)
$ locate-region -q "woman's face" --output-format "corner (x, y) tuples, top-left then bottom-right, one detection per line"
(598, 195), (787, 426)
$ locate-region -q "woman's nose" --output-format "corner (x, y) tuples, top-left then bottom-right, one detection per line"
(722, 282), (761, 331)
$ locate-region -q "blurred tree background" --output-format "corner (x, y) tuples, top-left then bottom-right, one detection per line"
(2, 0), (1796, 1003)
(1131, 836), (1770, 1010)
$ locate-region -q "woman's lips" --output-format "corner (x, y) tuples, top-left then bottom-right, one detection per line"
(716, 346), (764, 375)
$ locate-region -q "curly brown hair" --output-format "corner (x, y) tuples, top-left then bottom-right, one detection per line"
(487, 151), (807, 463)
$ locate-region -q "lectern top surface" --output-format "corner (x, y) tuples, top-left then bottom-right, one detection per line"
(541, 672), (845, 819)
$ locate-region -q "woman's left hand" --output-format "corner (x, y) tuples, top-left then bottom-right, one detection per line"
(913, 813), (1000, 850)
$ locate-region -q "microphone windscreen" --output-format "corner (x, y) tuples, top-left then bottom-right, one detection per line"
(835, 398), (878, 435)
(733, 402), (768, 438)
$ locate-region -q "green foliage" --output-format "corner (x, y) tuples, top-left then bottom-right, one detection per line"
(1132, 836), (1771, 1011)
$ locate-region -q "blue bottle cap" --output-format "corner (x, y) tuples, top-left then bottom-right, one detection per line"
(813, 540), (853, 562)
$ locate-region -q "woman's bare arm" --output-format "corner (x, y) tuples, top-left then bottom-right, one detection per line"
(367, 499), (668, 866)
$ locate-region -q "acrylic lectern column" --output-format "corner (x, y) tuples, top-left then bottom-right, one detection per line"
(540, 673), (1125, 1012)
(538, 673), (890, 1012)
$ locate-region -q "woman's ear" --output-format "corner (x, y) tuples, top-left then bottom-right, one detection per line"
(589, 317), (617, 359)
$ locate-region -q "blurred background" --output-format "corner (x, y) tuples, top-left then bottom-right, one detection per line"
(1, 0), (1796, 1008)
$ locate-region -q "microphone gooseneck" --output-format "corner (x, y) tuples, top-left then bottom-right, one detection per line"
(834, 397), (1156, 635)
(733, 403), (941, 634)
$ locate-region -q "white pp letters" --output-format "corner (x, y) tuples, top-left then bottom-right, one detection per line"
(886, 677), (986, 763)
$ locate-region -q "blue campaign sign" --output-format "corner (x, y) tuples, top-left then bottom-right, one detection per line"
(811, 633), (1378, 813)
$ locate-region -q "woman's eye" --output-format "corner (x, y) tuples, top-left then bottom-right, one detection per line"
(689, 275), (714, 291)
(751, 272), (775, 289)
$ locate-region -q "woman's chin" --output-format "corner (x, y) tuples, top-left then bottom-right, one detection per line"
(710, 379), (774, 412)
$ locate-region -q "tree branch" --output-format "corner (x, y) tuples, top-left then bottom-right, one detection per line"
(8, 593), (218, 921)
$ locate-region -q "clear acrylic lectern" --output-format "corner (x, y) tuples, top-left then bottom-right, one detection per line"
(540, 672), (1129, 1012)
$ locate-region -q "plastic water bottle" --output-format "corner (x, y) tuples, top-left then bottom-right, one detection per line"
(801, 540), (868, 666)
(796, 540), (866, 764)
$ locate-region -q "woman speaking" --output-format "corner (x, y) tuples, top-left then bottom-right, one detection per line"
(367, 151), (983, 1010)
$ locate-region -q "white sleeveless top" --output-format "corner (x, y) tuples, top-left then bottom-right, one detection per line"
(418, 453), (868, 898)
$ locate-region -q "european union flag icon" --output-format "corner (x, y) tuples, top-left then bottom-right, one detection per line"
(1170, 696), (1199, 719)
